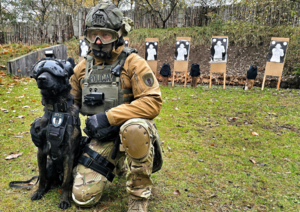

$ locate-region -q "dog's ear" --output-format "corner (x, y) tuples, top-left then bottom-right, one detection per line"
(67, 57), (76, 68)
(65, 58), (75, 79)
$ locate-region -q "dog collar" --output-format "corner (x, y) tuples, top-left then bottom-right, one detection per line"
(42, 98), (74, 112)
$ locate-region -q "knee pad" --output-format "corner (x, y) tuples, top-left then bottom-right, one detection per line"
(120, 119), (151, 160)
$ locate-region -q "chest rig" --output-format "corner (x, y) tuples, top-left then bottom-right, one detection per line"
(80, 47), (136, 116)
(43, 99), (81, 161)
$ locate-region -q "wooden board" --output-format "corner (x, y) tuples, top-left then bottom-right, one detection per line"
(7, 44), (67, 77)
(147, 60), (158, 76)
(145, 38), (159, 42)
(209, 63), (227, 89)
(210, 62), (226, 73)
(261, 37), (289, 91)
(124, 37), (129, 41)
(172, 37), (191, 87)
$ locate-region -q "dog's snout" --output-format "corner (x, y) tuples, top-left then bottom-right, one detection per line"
(37, 75), (47, 81)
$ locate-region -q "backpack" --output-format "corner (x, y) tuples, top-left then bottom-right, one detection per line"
(190, 63), (200, 76)
(160, 63), (171, 77)
(247, 65), (258, 80)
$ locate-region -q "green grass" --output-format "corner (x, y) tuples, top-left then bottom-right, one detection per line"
(1, 71), (300, 211)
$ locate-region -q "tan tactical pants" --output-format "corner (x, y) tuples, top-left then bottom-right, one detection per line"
(72, 118), (157, 207)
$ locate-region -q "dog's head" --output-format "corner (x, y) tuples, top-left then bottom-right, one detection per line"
(31, 58), (75, 97)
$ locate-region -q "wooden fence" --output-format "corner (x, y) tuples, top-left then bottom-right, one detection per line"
(1, 2), (300, 44)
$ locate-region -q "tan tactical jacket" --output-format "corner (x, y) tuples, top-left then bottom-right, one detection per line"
(70, 44), (162, 126)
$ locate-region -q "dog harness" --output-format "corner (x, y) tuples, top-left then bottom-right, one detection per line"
(42, 98), (81, 161)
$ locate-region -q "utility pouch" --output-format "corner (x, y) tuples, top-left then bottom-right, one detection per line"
(104, 98), (118, 111)
(84, 92), (105, 106)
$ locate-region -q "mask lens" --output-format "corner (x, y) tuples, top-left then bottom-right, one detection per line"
(86, 29), (118, 44)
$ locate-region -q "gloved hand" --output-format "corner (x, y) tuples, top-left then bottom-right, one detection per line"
(84, 113), (110, 138)
(30, 118), (42, 147)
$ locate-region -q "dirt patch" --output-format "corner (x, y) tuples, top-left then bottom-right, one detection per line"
(131, 43), (300, 89)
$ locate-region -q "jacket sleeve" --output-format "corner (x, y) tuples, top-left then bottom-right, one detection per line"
(106, 53), (162, 126)
(70, 60), (86, 108)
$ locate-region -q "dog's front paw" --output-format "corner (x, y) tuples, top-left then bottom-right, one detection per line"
(58, 199), (71, 210)
(31, 190), (44, 200)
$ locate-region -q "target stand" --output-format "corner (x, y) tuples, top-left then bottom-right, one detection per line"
(261, 37), (289, 91)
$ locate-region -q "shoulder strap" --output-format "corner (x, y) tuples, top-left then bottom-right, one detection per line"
(82, 55), (94, 84)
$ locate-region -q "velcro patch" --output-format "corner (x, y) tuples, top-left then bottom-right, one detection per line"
(142, 73), (155, 87)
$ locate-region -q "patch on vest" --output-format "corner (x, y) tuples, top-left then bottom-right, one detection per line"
(89, 74), (112, 83)
(142, 73), (155, 87)
(52, 112), (64, 127)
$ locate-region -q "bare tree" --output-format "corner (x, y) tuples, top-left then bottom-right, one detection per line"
(137, 0), (181, 28)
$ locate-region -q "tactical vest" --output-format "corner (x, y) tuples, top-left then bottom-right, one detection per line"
(80, 47), (136, 116)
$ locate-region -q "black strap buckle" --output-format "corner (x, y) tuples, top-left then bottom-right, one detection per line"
(86, 157), (93, 168)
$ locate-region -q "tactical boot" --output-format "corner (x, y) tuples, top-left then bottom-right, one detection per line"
(128, 195), (148, 212)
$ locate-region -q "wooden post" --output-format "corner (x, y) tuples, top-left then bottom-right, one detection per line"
(223, 72), (226, 89)
(261, 37), (289, 91)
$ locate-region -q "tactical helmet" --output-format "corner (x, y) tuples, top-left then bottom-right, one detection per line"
(84, 1), (133, 45)
(31, 58), (74, 84)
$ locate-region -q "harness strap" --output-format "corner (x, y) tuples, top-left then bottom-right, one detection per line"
(9, 176), (39, 189)
(83, 146), (115, 171)
(78, 155), (115, 182)
(67, 115), (81, 126)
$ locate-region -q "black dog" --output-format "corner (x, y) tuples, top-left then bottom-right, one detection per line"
(30, 58), (81, 209)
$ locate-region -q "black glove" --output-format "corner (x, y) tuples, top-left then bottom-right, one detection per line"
(94, 125), (120, 140)
(84, 113), (110, 138)
(30, 118), (42, 147)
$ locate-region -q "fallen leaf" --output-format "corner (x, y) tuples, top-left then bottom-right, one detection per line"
(228, 117), (238, 122)
(203, 189), (210, 193)
(251, 132), (259, 136)
(22, 106), (30, 108)
(249, 159), (256, 164)
(1, 108), (8, 113)
(14, 136), (23, 138)
(283, 158), (290, 162)
(5, 152), (23, 160)
(173, 190), (180, 195)
(15, 95), (24, 98)
(210, 194), (217, 198)
(16, 115), (25, 119)
(175, 107), (179, 110)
